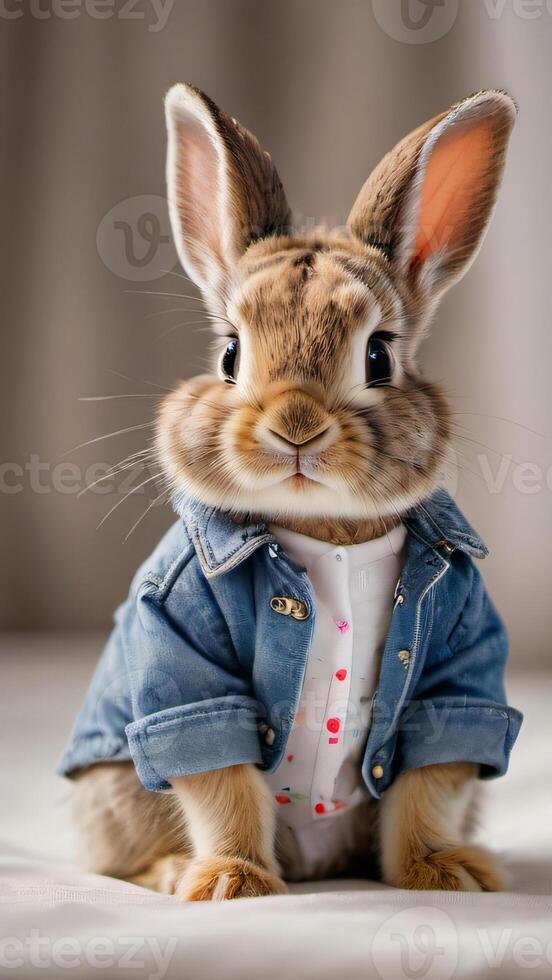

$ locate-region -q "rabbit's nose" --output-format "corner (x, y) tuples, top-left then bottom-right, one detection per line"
(262, 424), (336, 456)
(260, 388), (337, 456)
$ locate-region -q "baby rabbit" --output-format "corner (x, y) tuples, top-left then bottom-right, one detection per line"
(61, 85), (522, 899)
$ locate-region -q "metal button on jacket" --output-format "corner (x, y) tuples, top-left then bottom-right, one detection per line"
(270, 596), (309, 620)
(372, 764), (384, 779)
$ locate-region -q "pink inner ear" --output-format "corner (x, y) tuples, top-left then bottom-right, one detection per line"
(176, 120), (226, 278)
(412, 120), (494, 266)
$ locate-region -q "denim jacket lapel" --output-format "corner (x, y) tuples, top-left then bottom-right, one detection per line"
(174, 495), (274, 578)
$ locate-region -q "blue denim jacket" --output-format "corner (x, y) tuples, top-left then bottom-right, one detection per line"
(59, 488), (522, 798)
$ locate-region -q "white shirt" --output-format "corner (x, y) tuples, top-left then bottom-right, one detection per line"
(265, 523), (406, 841)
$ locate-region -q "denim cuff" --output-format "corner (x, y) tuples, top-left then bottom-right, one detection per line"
(125, 695), (263, 791)
(397, 699), (523, 778)
(57, 734), (130, 778)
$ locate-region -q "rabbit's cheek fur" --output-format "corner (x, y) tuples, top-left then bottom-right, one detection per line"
(155, 375), (236, 504)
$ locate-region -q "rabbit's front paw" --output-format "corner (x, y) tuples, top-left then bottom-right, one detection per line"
(400, 846), (503, 892)
(175, 856), (288, 902)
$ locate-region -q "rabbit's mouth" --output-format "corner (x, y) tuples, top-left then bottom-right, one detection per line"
(286, 473), (319, 490)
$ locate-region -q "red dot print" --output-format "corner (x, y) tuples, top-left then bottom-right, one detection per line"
(287, 754), (294, 762)
(335, 669), (347, 681)
(275, 794), (290, 805)
(314, 803), (326, 814)
(326, 717), (341, 734)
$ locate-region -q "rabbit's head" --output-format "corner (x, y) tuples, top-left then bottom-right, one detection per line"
(157, 85), (515, 523)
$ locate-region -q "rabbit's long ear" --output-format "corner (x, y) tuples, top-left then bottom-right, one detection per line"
(348, 90), (516, 300)
(165, 84), (291, 311)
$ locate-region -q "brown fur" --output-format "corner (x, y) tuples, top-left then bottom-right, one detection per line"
(74, 759), (500, 895)
(238, 511), (401, 546)
(72, 762), (185, 878)
(73, 86), (516, 899)
(73, 761), (287, 898)
(380, 762), (502, 892)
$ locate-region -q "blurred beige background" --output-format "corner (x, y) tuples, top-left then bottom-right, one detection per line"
(0, 0), (550, 666)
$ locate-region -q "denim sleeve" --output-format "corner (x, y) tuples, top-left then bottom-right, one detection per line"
(59, 544), (264, 791)
(397, 560), (523, 779)
(122, 574), (263, 791)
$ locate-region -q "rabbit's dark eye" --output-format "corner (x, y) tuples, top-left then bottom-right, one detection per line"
(220, 338), (240, 383)
(366, 336), (393, 387)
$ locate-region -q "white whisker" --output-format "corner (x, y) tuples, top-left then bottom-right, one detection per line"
(97, 472), (163, 530)
(123, 487), (170, 543)
(63, 422), (155, 458)
(79, 394), (161, 401)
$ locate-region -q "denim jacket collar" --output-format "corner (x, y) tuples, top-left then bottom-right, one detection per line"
(174, 487), (487, 579)
(403, 488), (488, 559)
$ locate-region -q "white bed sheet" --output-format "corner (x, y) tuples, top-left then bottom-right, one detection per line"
(1, 634), (551, 979)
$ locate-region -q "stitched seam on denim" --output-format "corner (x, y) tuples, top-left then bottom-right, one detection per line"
(407, 505), (484, 556)
(126, 701), (256, 733)
(201, 509), (219, 565)
(409, 704), (509, 719)
(201, 534), (273, 578)
(505, 711), (523, 753)
(145, 704), (257, 733)
(430, 491), (484, 549)
(189, 506), (270, 573)
(140, 542), (195, 597)
(385, 560), (448, 742)
(210, 528), (265, 567)
(158, 542), (195, 595)
(193, 507), (266, 569)
(214, 535), (271, 574)
(162, 537), (191, 581)
(190, 523), (216, 574)
(134, 729), (165, 788)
